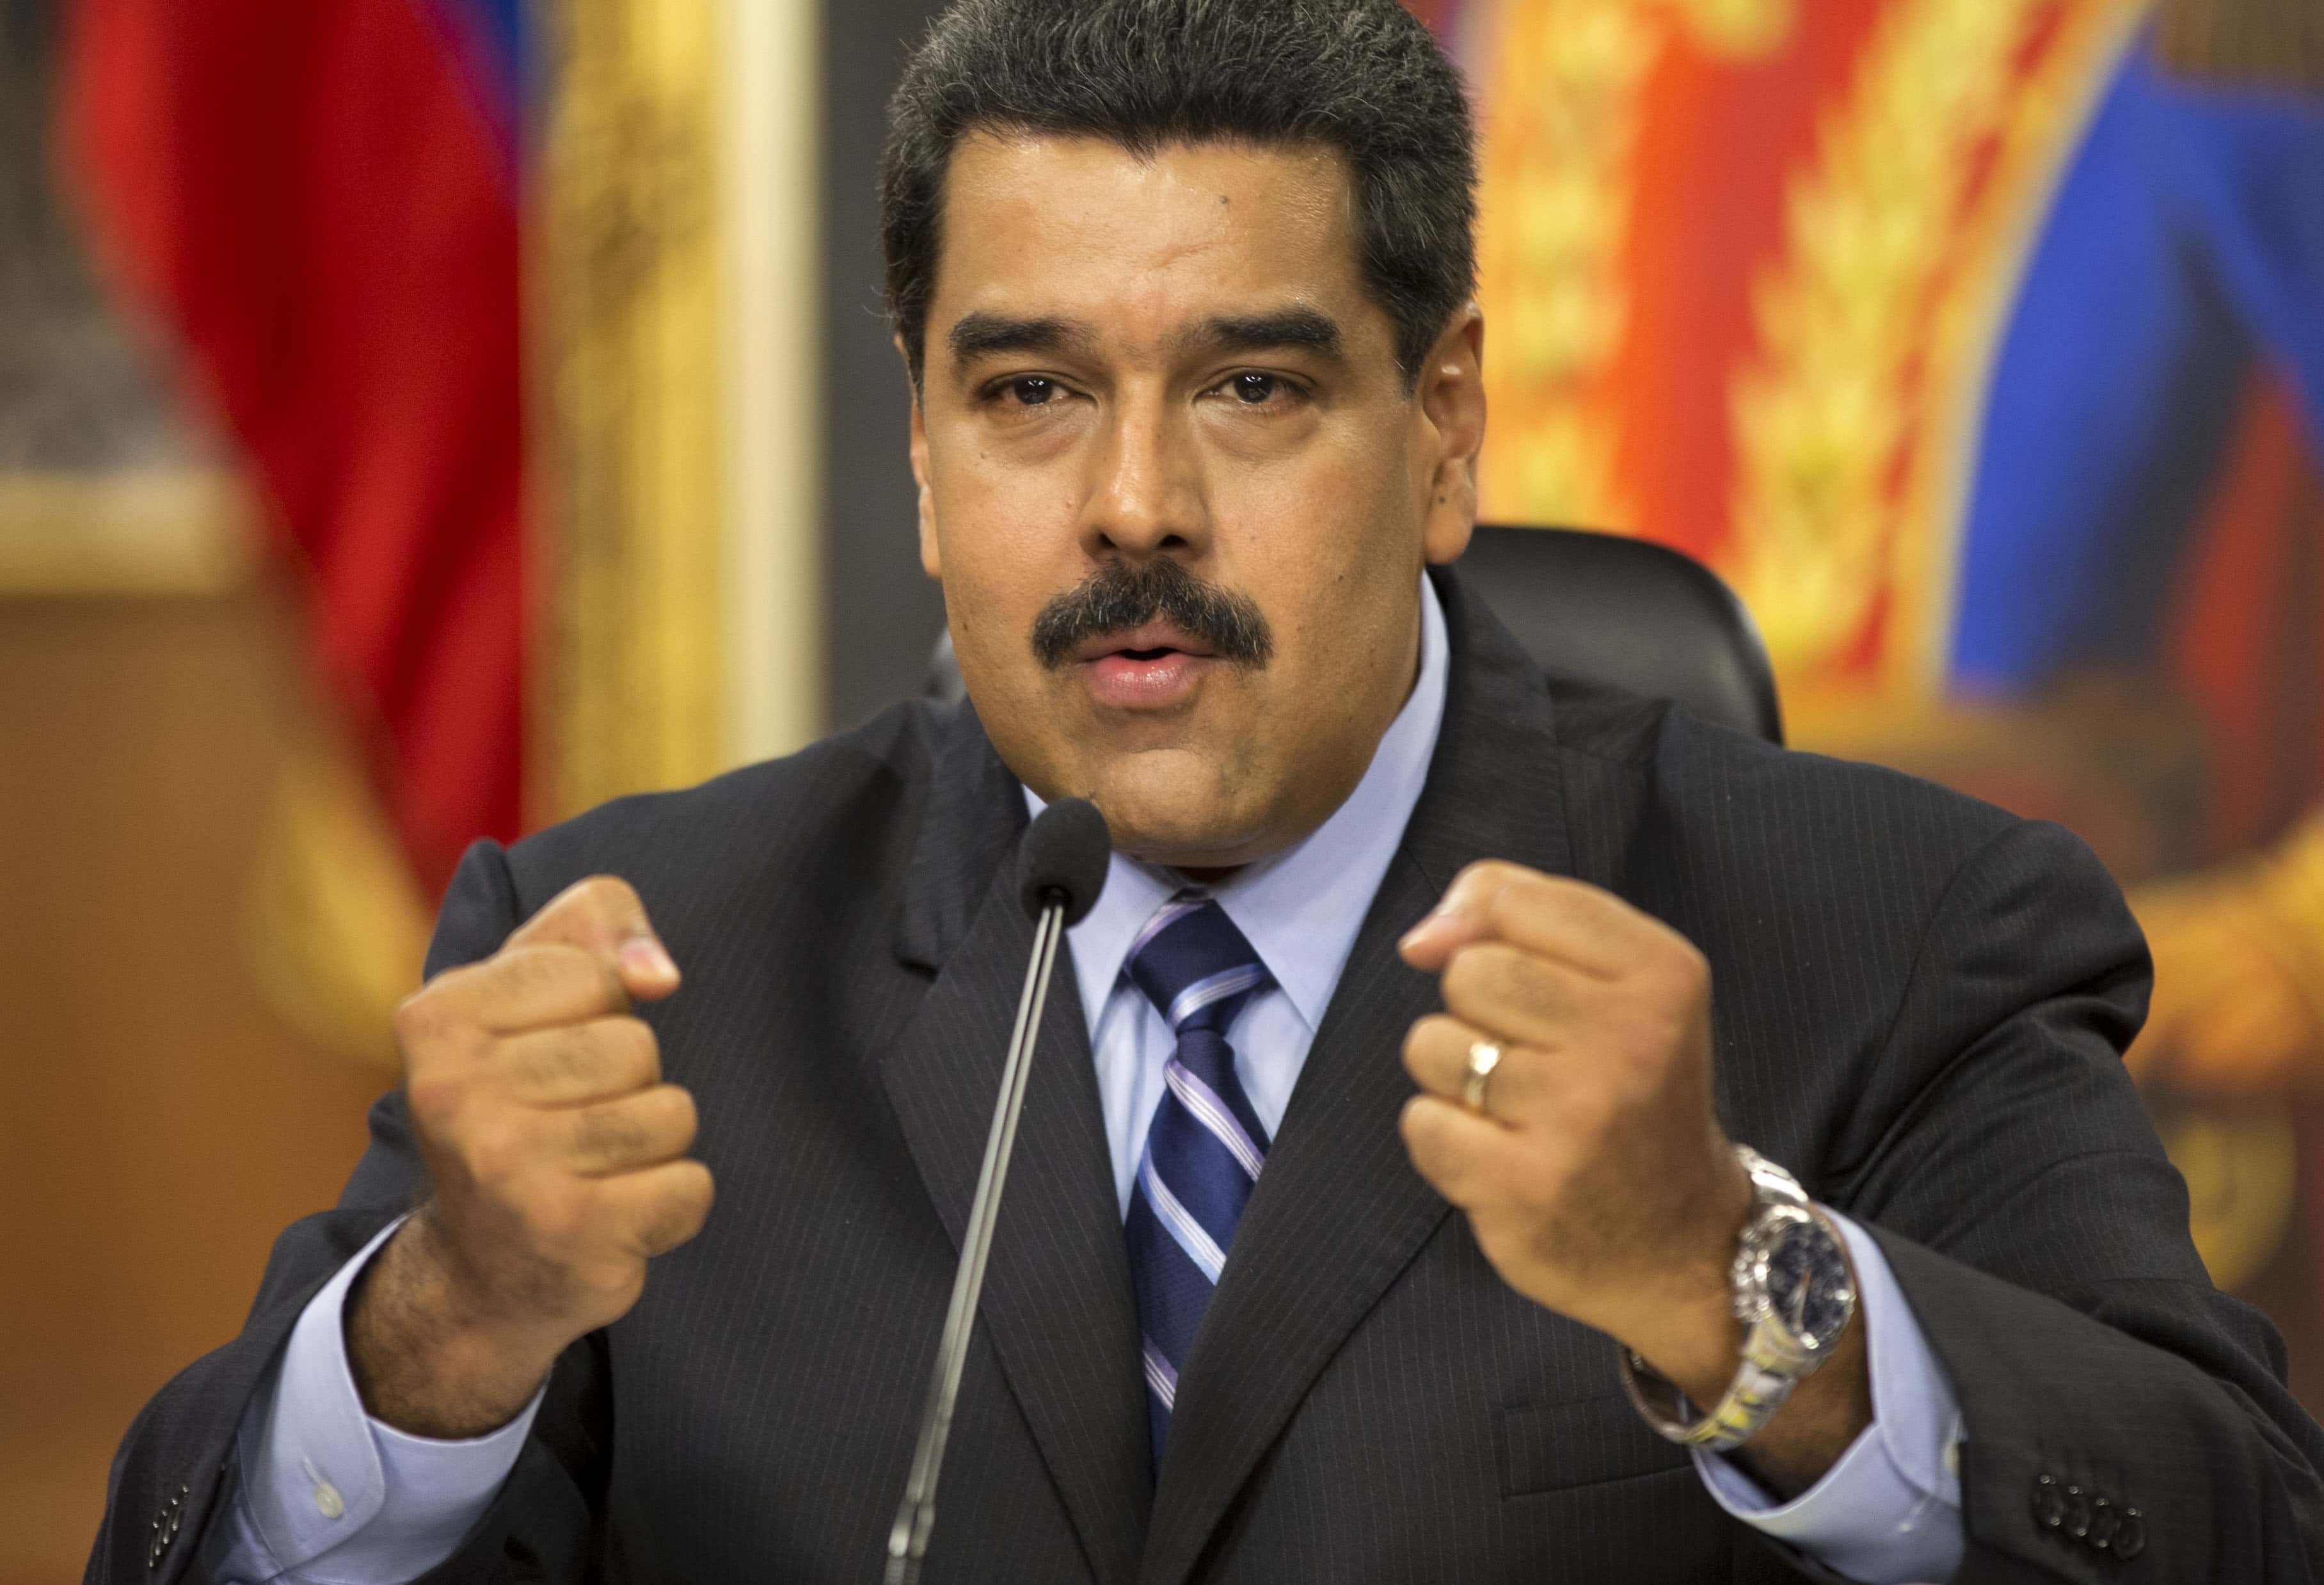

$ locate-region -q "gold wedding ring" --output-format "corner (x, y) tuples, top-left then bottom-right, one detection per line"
(1461, 1039), (1503, 1113)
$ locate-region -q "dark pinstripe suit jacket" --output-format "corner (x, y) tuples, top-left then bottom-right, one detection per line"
(94, 569), (2324, 1583)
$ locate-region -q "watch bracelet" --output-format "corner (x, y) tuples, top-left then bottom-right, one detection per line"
(1619, 1344), (1801, 1453)
(1616, 1144), (1842, 1453)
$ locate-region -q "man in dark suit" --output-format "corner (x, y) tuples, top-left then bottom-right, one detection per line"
(93, 0), (2324, 1580)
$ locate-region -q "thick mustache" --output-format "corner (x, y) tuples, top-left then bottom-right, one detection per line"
(1031, 560), (1273, 669)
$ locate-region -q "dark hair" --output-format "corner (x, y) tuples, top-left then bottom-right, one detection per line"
(880, 0), (1477, 391)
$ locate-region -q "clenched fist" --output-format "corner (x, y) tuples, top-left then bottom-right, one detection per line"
(1396, 861), (1868, 1497)
(347, 877), (713, 1438)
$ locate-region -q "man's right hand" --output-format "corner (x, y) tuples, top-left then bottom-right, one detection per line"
(346, 876), (713, 1438)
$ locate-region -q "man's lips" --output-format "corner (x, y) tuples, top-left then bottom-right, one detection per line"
(1072, 623), (1222, 708)
(1067, 622), (1220, 665)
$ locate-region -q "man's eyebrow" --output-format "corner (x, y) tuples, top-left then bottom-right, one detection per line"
(946, 312), (1094, 364)
(1182, 308), (1345, 362)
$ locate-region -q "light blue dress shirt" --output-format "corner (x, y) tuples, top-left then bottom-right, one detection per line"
(210, 576), (1966, 1584)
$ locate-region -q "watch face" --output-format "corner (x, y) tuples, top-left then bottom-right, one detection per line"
(1763, 1220), (1854, 1350)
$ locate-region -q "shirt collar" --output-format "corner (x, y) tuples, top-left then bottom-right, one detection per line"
(1028, 573), (1451, 1035)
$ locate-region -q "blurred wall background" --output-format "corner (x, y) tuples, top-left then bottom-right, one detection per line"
(3, 0), (2319, 1578)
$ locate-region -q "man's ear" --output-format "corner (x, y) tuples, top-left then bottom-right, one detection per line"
(1417, 304), (1485, 566)
(898, 334), (941, 580)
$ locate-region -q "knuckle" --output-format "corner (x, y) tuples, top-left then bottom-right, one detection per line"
(1440, 946), (1490, 1010)
(571, 874), (623, 908)
(1483, 869), (1548, 930)
(619, 1017), (664, 1083)
(1400, 1019), (1437, 1078)
(556, 875), (646, 948)
(1399, 1097), (1454, 1176)
(577, 873), (642, 914)
(1397, 1094), (1433, 1150)
(660, 1085), (700, 1145)
(644, 1171), (715, 1252)
(1451, 859), (1510, 894)
(1632, 931), (1706, 1000)
(1413, 1012), (1462, 1052)
(678, 1159), (716, 1215)
(405, 1074), (469, 1132)
(393, 989), (450, 1053)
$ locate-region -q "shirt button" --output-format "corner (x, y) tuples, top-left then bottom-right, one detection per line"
(301, 1458), (345, 1519)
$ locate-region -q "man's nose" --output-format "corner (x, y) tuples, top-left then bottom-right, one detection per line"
(1082, 392), (1206, 560)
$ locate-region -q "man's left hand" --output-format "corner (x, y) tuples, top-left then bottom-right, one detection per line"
(1396, 860), (1870, 1495)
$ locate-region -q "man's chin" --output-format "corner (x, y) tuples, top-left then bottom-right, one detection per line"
(1070, 751), (1276, 872)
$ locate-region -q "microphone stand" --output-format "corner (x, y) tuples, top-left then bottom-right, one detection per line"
(884, 891), (1070, 1585)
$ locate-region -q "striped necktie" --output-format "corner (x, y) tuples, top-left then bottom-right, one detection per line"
(1122, 892), (1275, 1463)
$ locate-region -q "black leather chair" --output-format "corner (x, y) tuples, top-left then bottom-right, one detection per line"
(925, 523), (1783, 747)
(1456, 524), (1781, 744)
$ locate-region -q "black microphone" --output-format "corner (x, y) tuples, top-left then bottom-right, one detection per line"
(886, 797), (1111, 1585)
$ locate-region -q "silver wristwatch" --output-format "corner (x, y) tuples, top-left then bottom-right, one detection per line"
(1618, 1144), (1857, 1453)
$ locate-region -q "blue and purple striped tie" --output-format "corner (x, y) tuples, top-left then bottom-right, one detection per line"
(1122, 893), (1275, 1463)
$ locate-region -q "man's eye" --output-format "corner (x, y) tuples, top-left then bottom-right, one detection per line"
(1230, 372), (1283, 404)
(1007, 377), (1057, 406)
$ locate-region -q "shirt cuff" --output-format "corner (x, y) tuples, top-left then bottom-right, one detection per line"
(235, 1214), (545, 1581)
(1690, 1209), (1966, 1585)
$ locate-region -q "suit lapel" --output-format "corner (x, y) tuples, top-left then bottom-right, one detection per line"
(883, 705), (1152, 1584)
(1138, 569), (1579, 1585)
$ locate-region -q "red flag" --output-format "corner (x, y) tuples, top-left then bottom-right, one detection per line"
(61, 0), (528, 895)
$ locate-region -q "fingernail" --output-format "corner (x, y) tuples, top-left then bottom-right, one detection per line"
(621, 938), (678, 982)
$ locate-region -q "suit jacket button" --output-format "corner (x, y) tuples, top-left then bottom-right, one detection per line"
(2063, 1485), (2094, 1540)
(2108, 1507), (2145, 1559)
(2032, 1472), (2067, 1529)
(2087, 1495), (2119, 1549)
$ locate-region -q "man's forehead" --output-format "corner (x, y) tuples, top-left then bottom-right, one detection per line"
(929, 131), (1385, 360)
